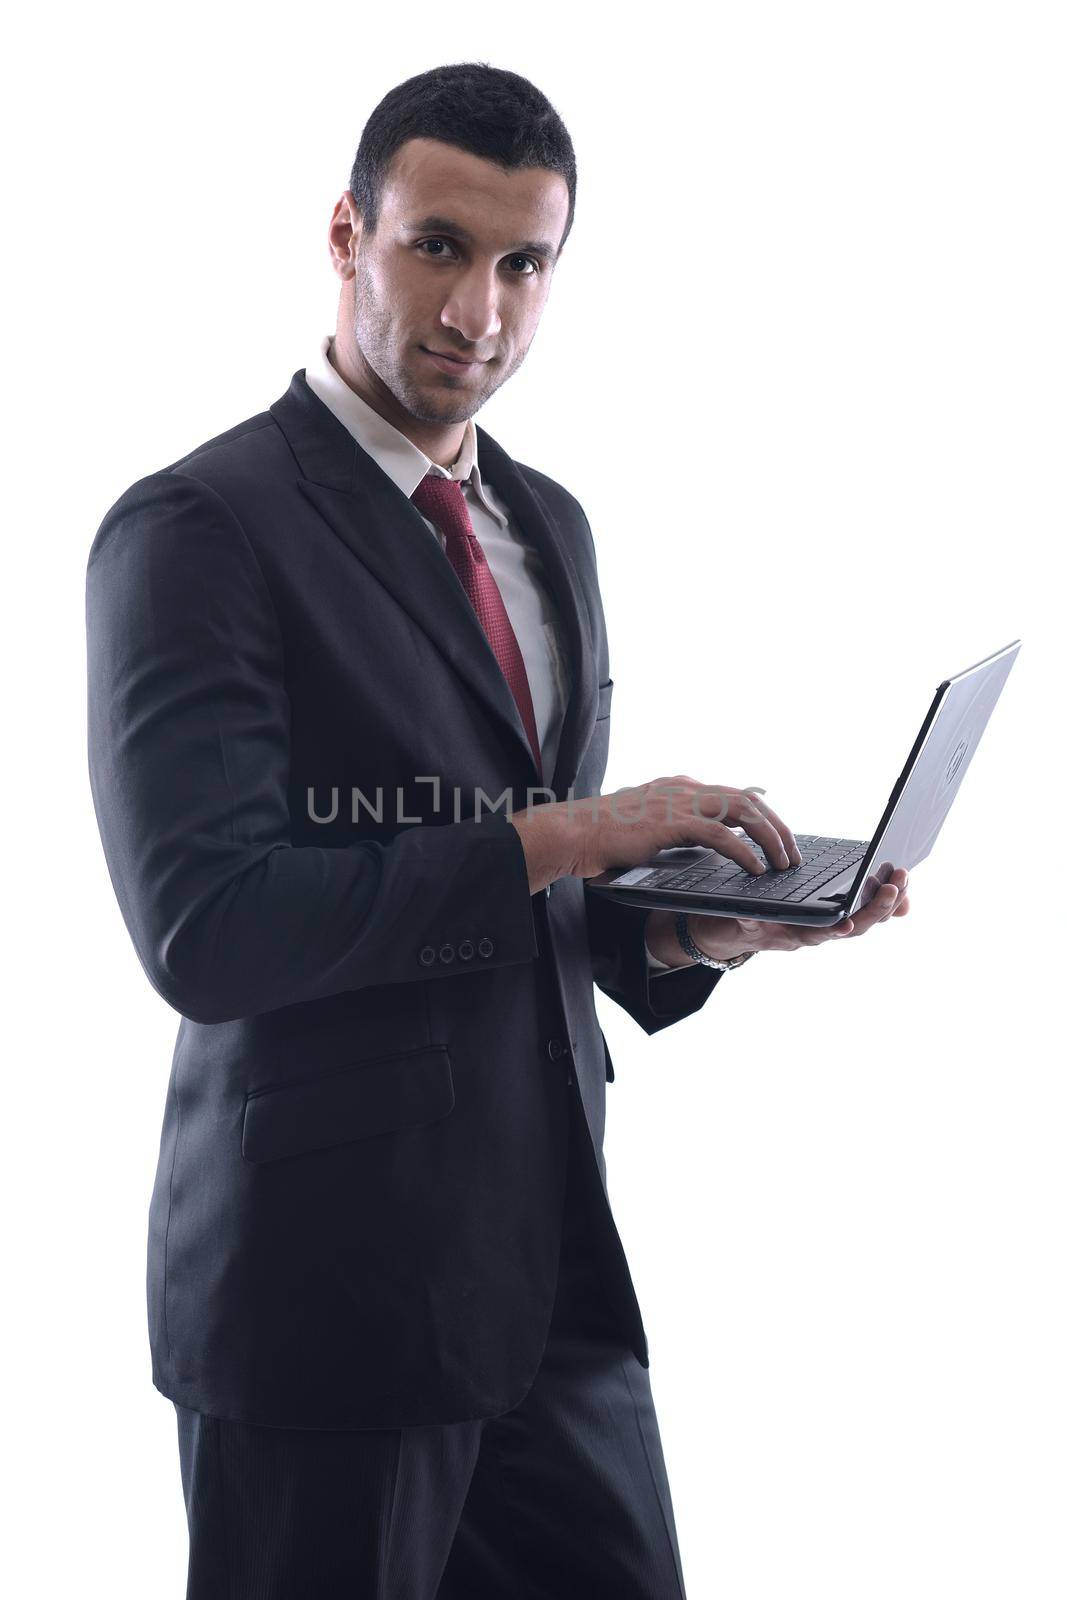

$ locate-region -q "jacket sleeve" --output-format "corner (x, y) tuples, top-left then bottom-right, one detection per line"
(584, 882), (724, 1036)
(86, 471), (538, 1025)
(567, 492), (724, 1035)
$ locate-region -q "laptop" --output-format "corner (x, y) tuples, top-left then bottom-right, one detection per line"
(586, 640), (1021, 928)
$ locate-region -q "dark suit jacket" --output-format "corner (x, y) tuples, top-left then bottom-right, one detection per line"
(85, 367), (723, 1429)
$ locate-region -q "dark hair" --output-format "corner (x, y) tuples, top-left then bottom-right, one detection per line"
(348, 62), (577, 254)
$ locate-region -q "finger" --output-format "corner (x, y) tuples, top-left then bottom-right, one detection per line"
(703, 819), (770, 874)
(656, 780), (802, 874)
(791, 915), (860, 946)
(660, 780), (797, 870)
(855, 871), (898, 916)
(647, 784), (769, 873)
(645, 781), (766, 872)
(877, 885), (901, 920)
(858, 875), (880, 910)
(853, 883), (901, 931)
(790, 925), (848, 947)
(704, 790), (791, 869)
(735, 790), (802, 866)
(838, 878), (910, 936)
(824, 885), (896, 940)
(785, 869), (910, 944)
(887, 868), (910, 917)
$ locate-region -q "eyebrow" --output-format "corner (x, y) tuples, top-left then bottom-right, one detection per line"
(404, 214), (558, 265)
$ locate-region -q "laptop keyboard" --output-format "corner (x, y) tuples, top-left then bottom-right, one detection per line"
(626, 835), (869, 903)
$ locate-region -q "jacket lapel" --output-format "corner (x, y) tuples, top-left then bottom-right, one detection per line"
(269, 369), (598, 799)
(472, 426), (598, 799)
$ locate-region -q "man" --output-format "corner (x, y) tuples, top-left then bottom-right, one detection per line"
(86, 62), (910, 1598)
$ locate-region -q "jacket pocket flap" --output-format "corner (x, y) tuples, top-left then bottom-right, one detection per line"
(242, 1046), (455, 1163)
(596, 678), (614, 720)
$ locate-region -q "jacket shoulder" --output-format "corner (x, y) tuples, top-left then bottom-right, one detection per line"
(160, 404), (301, 504)
(89, 405), (296, 561)
(161, 408), (277, 477)
(513, 459), (587, 523)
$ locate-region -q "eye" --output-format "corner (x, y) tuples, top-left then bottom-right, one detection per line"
(508, 255), (539, 276)
(416, 238), (458, 260)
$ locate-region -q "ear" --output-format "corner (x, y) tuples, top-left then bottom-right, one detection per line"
(327, 191), (362, 279)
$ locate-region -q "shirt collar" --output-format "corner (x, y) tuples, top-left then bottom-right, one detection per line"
(304, 333), (507, 526)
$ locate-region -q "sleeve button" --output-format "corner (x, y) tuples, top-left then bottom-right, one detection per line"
(458, 940), (474, 961)
(418, 945), (437, 966)
(438, 943), (455, 964)
(477, 937), (494, 958)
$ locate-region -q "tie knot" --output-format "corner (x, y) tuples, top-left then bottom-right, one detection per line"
(410, 473), (475, 544)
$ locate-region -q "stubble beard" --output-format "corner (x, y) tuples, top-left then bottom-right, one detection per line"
(353, 269), (522, 427)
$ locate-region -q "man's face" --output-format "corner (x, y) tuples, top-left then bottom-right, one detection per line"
(334, 137), (569, 427)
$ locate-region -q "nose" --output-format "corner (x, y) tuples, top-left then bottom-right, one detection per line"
(439, 265), (503, 347)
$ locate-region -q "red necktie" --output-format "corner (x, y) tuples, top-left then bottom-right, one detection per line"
(410, 473), (543, 780)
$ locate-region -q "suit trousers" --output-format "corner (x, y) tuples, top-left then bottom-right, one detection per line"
(174, 1080), (689, 1599)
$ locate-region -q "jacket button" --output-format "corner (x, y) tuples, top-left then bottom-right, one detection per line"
(547, 1037), (568, 1061)
(478, 937), (494, 958)
(438, 943), (455, 964)
(458, 940), (474, 961)
(418, 945), (436, 966)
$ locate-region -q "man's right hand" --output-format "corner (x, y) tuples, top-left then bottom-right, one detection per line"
(510, 776), (803, 895)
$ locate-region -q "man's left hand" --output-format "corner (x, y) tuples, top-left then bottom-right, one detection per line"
(646, 867), (911, 965)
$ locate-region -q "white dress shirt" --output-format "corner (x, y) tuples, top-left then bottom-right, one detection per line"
(305, 334), (677, 977)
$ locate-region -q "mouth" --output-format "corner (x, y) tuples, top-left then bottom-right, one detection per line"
(419, 346), (484, 374)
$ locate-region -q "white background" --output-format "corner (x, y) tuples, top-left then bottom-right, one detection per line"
(5, 2), (1064, 1595)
